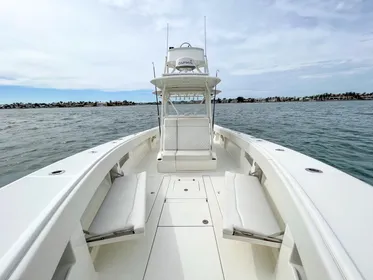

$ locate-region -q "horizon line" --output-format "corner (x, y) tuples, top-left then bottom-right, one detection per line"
(1, 91), (372, 106)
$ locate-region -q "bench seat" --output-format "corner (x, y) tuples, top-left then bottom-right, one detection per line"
(86, 172), (147, 246)
(158, 116), (217, 172)
(222, 171), (283, 248)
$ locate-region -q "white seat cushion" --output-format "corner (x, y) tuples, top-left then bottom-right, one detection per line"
(163, 127), (177, 150)
(177, 117), (211, 150)
(176, 150), (212, 160)
(162, 117), (211, 151)
(223, 171), (280, 237)
(89, 172), (147, 236)
(177, 117), (209, 127)
(178, 127), (211, 150)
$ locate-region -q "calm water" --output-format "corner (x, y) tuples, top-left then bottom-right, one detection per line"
(1, 101), (372, 187)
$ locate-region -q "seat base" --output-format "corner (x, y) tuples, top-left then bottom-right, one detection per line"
(157, 151), (217, 172)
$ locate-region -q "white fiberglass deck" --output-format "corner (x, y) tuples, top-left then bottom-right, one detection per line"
(93, 144), (276, 280)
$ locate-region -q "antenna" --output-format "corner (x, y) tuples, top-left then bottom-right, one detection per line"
(164, 23), (169, 73)
(212, 69), (219, 130)
(166, 23), (169, 55)
(204, 16), (207, 57)
(152, 62), (161, 135)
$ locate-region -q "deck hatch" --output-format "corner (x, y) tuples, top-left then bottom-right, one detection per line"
(167, 176), (206, 199)
(159, 200), (212, 227)
(144, 227), (224, 280)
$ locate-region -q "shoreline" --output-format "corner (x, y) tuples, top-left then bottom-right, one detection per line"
(1, 99), (372, 109)
(1, 93), (373, 109)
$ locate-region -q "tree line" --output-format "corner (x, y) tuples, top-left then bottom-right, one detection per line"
(1, 92), (372, 109)
(216, 92), (373, 103)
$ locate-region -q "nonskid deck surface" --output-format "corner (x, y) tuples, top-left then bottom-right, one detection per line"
(94, 145), (276, 280)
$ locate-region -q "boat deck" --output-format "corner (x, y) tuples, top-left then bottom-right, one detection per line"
(93, 145), (276, 280)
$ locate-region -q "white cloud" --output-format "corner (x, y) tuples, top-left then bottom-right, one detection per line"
(275, 0), (363, 19)
(300, 65), (373, 79)
(100, 0), (184, 16)
(1, 0), (373, 97)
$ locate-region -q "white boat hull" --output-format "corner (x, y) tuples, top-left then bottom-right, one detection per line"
(0, 126), (371, 280)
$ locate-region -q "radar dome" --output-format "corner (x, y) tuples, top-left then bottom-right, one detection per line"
(175, 57), (196, 72)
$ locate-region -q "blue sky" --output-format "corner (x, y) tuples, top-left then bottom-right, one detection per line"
(1, 0), (373, 103)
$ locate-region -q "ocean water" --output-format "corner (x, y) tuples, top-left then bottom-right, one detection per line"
(1, 101), (372, 187)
